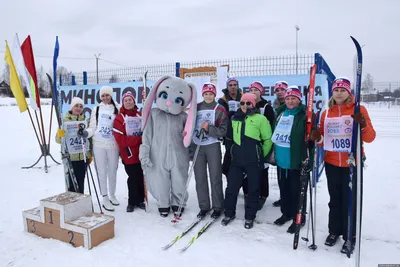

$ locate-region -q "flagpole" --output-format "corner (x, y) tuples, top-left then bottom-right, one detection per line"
(27, 108), (42, 151)
(34, 110), (44, 145)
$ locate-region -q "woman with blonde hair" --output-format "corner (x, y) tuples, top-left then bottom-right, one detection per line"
(310, 77), (376, 253)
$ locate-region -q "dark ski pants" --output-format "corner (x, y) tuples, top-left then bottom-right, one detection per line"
(325, 163), (358, 241)
(278, 168), (307, 219)
(222, 140), (232, 177)
(242, 167), (269, 199)
(224, 163), (262, 220)
(68, 160), (86, 194)
(124, 163), (145, 206)
(194, 143), (224, 211)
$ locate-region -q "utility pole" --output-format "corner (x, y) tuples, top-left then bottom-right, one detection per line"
(94, 53), (101, 84)
(295, 25), (300, 74)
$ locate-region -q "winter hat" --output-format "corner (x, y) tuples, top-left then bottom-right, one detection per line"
(202, 82), (217, 96)
(122, 91), (136, 103)
(70, 97), (84, 110)
(100, 85), (113, 97)
(332, 77), (352, 95)
(285, 86), (302, 101)
(240, 93), (257, 107)
(274, 81), (289, 91)
(226, 77), (239, 87)
(249, 81), (264, 95)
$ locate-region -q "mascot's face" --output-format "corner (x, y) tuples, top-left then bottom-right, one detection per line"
(155, 77), (192, 115)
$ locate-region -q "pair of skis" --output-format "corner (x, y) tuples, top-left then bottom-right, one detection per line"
(163, 214), (217, 252)
(46, 73), (80, 192)
(347, 36), (364, 267)
(293, 64), (317, 250)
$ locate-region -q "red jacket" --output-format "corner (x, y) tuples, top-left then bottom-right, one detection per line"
(113, 106), (142, 165)
(319, 102), (376, 167)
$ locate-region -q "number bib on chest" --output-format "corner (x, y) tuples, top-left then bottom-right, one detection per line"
(96, 111), (115, 140)
(228, 100), (239, 112)
(125, 116), (142, 136)
(323, 112), (353, 153)
(64, 121), (87, 154)
(193, 107), (218, 146)
(271, 115), (294, 148)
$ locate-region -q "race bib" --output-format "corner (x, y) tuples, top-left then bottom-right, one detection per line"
(324, 114), (353, 153)
(259, 103), (268, 115)
(97, 111), (115, 140)
(64, 121), (87, 154)
(271, 115), (294, 148)
(193, 108), (218, 146)
(228, 100), (239, 112)
(125, 116), (142, 136)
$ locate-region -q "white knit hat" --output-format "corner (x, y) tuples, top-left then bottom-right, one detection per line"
(70, 97), (84, 110)
(100, 86), (113, 97)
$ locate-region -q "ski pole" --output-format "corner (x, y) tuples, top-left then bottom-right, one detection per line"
(171, 129), (205, 223)
(88, 164), (103, 214)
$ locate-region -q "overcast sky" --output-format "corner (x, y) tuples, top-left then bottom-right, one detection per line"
(1, 0), (399, 83)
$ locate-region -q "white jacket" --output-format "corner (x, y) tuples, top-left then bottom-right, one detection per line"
(87, 102), (120, 149)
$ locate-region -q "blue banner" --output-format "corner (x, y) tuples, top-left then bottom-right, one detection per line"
(60, 74), (329, 118)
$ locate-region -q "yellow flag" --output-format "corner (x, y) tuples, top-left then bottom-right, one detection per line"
(4, 41), (28, 112)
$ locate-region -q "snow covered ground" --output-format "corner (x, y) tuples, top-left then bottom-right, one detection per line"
(0, 98), (399, 267)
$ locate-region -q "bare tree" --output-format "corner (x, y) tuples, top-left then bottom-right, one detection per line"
(362, 73), (374, 93)
(109, 74), (119, 83)
(1, 63), (10, 85)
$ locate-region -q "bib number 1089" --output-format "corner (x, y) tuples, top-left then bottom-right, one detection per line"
(331, 138), (350, 149)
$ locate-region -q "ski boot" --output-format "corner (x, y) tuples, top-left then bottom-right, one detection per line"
(325, 234), (339, 247)
(211, 210), (221, 219)
(244, 220), (254, 229)
(221, 215), (235, 226)
(197, 210), (209, 219)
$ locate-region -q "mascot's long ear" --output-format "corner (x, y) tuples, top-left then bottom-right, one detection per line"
(141, 75), (170, 131)
(183, 82), (197, 147)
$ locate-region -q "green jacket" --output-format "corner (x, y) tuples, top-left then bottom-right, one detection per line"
(274, 104), (314, 170)
(55, 112), (92, 161)
(230, 108), (272, 164)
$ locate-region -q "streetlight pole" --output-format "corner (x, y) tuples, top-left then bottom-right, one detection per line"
(295, 25), (300, 74)
(94, 53), (101, 84)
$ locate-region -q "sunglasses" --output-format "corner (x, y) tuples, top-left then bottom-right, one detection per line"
(240, 101), (252, 106)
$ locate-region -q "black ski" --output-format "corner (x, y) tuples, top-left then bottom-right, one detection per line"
(46, 73), (79, 192)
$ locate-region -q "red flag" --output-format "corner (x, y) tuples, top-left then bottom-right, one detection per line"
(21, 35), (40, 108)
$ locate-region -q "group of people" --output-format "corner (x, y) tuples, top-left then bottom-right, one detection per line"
(56, 75), (375, 254)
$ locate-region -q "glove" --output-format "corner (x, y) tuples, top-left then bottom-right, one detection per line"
(351, 113), (366, 129)
(88, 157), (93, 164)
(310, 129), (322, 142)
(140, 157), (153, 168)
(57, 128), (66, 138)
(77, 129), (89, 138)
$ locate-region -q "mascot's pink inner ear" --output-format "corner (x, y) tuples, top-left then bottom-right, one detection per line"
(183, 85), (196, 147)
(141, 76), (169, 131)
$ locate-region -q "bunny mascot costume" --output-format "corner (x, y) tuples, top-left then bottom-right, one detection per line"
(139, 76), (197, 217)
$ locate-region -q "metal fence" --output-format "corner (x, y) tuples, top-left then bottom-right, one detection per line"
(61, 54), (316, 86)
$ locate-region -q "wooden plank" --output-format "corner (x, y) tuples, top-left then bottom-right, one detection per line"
(26, 219), (85, 248)
(90, 219), (115, 249)
(44, 208), (60, 228)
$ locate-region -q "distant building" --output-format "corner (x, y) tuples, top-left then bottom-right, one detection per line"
(0, 81), (10, 95)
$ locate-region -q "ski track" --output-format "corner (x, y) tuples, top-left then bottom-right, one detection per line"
(0, 101), (399, 267)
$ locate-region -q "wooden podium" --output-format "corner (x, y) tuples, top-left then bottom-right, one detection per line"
(22, 192), (115, 249)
